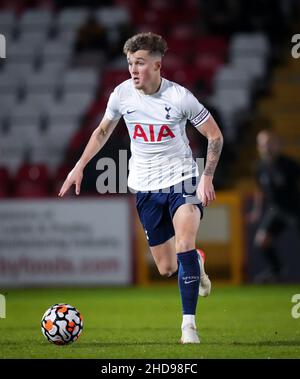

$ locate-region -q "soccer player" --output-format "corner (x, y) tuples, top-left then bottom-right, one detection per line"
(59, 33), (223, 343)
(249, 130), (300, 283)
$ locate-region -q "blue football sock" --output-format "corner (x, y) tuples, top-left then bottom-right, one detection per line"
(177, 249), (200, 315)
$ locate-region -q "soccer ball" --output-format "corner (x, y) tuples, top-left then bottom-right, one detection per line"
(41, 303), (83, 345)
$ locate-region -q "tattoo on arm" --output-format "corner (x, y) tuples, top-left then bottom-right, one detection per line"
(203, 137), (223, 176)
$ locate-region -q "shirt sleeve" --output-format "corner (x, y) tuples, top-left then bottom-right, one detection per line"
(104, 90), (122, 122)
(182, 88), (210, 127)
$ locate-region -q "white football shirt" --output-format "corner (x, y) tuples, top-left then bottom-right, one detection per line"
(104, 77), (210, 191)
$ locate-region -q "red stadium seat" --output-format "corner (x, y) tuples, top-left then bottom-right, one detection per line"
(167, 37), (197, 58)
(169, 24), (197, 41)
(195, 36), (228, 60)
(13, 163), (49, 198)
(194, 54), (224, 93)
(135, 22), (165, 36)
(162, 66), (199, 90)
(0, 166), (11, 197)
(102, 70), (130, 92)
(162, 52), (186, 71)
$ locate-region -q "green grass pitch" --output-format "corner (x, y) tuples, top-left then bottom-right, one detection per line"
(0, 284), (299, 358)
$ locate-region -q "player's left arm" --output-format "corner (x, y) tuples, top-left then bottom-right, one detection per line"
(196, 115), (223, 206)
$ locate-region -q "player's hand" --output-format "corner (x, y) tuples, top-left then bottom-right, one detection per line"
(58, 165), (83, 197)
(197, 175), (216, 207)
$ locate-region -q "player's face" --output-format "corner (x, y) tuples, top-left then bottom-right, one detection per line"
(257, 132), (279, 160)
(127, 50), (161, 92)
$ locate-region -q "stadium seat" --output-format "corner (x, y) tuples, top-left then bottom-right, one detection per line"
(62, 68), (99, 93)
(9, 102), (43, 125)
(13, 163), (49, 197)
(102, 69), (130, 92)
(169, 24), (196, 41)
(17, 29), (49, 48)
(162, 66), (199, 90)
(0, 134), (26, 175)
(232, 55), (267, 80)
(46, 102), (85, 125)
(40, 60), (67, 75)
(18, 9), (53, 32)
(195, 36), (228, 60)
(135, 22), (165, 36)
(167, 37), (196, 57)
(24, 70), (61, 95)
(194, 54), (224, 92)
(9, 120), (41, 146)
(56, 8), (90, 31)
(0, 92), (18, 118)
(162, 52), (186, 72)
(212, 88), (251, 109)
(210, 89), (251, 142)
(25, 92), (57, 112)
(42, 40), (73, 64)
(0, 72), (20, 93)
(61, 91), (95, 114)
(0, 166), (10, 197)
(2, 61), (36, 81)
(0, 10), (16, 37)
(56, 29), (77, 45)
(213, 65), (253, 91)
(95, 6), (131, 28)
(46, 121), (80, 144)
(229, 33), (270, 58)
(6, 40), (39, 62)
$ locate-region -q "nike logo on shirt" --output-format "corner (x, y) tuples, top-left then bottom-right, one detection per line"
(127, 110), (136, 114)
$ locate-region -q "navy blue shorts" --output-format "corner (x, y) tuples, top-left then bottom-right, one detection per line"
(136, 177), (203, 247)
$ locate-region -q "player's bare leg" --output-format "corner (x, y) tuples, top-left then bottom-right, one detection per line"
(150, 237), (177, 277)
(173, 203), (200, 252)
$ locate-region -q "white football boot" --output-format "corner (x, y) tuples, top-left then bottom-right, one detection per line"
(197, 249), (211, 297)
(180, 324), (200, 344)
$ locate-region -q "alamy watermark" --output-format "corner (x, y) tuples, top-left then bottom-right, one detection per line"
(0, 293), (6, 318)
(0, 33), (6, 58)
(291, 34), (300, 58)
(95, 150), (205, 195)
(291, 294), (300, 319)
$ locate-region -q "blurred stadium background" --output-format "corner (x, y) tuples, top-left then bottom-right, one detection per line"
(0, 0), (300, 290)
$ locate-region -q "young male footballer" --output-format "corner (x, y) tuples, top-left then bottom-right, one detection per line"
(59, 32), (223, 344)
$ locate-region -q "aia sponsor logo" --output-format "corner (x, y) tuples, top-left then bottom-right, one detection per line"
(133, 124), (175, 142)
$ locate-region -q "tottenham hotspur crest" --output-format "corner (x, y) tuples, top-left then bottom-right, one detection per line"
(165, 106), (171, 119)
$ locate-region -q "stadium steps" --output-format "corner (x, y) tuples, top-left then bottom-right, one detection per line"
(233, 52), (300, 184)
(258, 61), (300, 161)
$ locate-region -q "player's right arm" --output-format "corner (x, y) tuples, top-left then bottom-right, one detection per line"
(58, 117), (118, 197)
